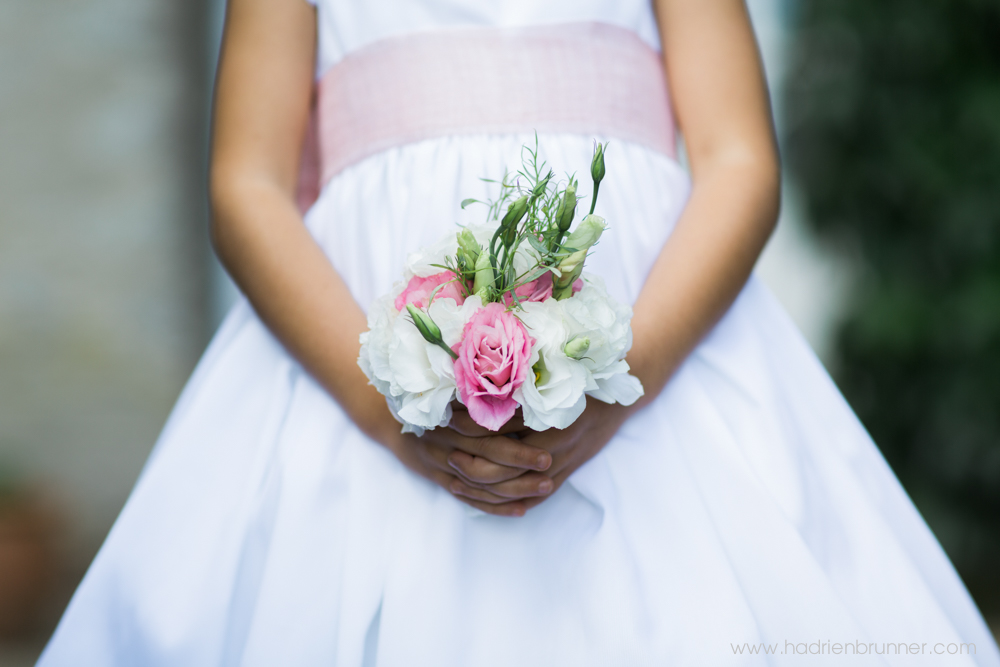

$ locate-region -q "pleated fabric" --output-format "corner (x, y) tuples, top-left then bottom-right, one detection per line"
(38, 133), (999, 665)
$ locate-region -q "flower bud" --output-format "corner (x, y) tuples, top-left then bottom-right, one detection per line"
(563, 214), (606, 253)
(500, 195), (529, 248)
(589, 142), (607, 215)
(552, 215), (606, 300)
(591, 142), (606, 185)
(556, 184), (577, 235)
(456, 228), (480, 269)
(472, 247), (495, 296)
(552, 264), (584, 301)
(406, 304), (458, 359)
(532, 170), (553, 199)
(564, 336), (591, 360)
(406, 304), (442, 342)
(501, 195), (530, 229)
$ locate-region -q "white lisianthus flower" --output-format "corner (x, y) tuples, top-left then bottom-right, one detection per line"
(360, 290), (480, 436)
(514, 299), (590, 430)
(359, 287), (403, 396)
(559, 274), (644, 406)
(358, 290), (407, 425)
(390, 295), (480, 433)
(388, 324), (455, 434)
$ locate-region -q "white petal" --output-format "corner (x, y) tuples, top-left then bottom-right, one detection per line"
(590, 372), (645, 406)
(389, 327), (438, 394)
(520, 390), (587, 431)
(397, 384), (455, 429)
(429, 294), (481, 348)
(515, 340), (589, 431)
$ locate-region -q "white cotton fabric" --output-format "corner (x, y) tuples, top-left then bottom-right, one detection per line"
(38, 1), (1000, 665)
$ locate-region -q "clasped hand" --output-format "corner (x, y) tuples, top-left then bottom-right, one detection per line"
(391, 398), (632, 517)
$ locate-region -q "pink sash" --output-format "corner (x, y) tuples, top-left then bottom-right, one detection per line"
(297, 22), (676, 213)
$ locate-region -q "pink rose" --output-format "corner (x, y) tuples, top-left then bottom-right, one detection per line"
(395, 271), (468, 311)
(502, 274), (584, 306)
(453, 303), (533, 431)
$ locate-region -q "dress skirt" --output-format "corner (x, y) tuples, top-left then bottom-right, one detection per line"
(36, 133), (1000, 665)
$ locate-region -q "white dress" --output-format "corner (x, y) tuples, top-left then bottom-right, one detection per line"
(38, 1), (1000, 665)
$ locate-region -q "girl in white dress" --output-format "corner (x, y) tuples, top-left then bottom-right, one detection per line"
(38, 0), (1000, 665)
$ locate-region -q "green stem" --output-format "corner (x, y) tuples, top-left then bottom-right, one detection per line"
(589, 182), (600, 215)
(436, 340), (459, 360)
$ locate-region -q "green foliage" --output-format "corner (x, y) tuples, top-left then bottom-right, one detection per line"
(408, 140), (610, 345)
(456, 139), (607, 304)
(784, 0), (1000, 586)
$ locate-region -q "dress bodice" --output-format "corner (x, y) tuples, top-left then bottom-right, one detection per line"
(308, 0), (662, 76)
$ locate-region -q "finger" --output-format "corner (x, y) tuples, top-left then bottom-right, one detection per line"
(416, 431), (524, 481)
(413, 437), (459, 474)
(454, 495), (528, 518)
(518, 467), (574, 510)
(416, 430), (508, 475)
(449, 409), (526, 437)
(449, 433), (552, 471)
(464, 472), (554, 499)
(521, 495), (549, 511)
(447, 450), (525, 484)
(426, 463), (529, 517)
(431, 470), (516, 513)
(449, 478), (518, 505)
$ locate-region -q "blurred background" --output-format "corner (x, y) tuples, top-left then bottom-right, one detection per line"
(0, 0), (997, 663)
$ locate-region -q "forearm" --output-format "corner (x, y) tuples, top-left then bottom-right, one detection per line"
(210, 178), (394, 442)
(628, 154), (779, 405)
(208, 0), (393, 437)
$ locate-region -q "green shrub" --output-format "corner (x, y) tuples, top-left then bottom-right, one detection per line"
(784, 0), (1000, 608)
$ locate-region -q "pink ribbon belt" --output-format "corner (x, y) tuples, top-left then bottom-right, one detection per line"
(296, 22), (676, 213)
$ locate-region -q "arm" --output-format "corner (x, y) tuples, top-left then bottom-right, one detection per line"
(447, 0), (780, 509)
(210, 0), (552, 516)
(630, 0), (780, 399)
(211, 0), (378, 435)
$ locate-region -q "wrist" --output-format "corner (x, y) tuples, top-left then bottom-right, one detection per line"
(585, 395), (635, 429)
(340, 383), (404, 449)
(626, 326), (684, 408)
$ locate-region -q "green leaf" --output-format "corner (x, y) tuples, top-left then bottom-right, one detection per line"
(460, 198), (480, 209)
(428, 262), (454, 272)
(526, 234), (548, 254)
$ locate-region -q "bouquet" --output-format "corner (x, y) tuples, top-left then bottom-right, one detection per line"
(358, 141), (643, 435)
